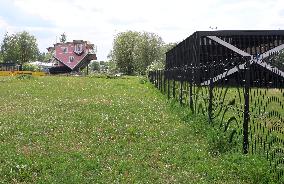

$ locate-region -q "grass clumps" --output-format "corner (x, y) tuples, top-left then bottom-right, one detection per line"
(138, 76), (148, 84)
(16, 74), (34, 80)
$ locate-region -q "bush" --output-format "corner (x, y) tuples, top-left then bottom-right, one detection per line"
(22, 63), (40, 72)
(207, 126), (239, 155)
(138, 76), (148, 84)
(16, 74), (34, 80)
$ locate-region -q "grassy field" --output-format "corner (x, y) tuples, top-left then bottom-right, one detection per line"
(0, 76), (276, 183)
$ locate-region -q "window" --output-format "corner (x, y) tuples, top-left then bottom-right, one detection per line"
(61, 47), (68, 53)
(74, 44), (83, 54)
(69, 56), (74, 62)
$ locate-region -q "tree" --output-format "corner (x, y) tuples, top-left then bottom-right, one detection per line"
(109, 31), (166, 75)
(17, 31), (39, 65)
(0, 31), (39, 67)
(146, 42), (178, 72)
(44, 50), (54, 63)
(60, 33), (66, 43)
(133, 32), (164, 74)
(0, 32), (19, 63)
(108, 60), (117, 74)
(110, 31), (140, 75)
(162, 42), (177, 56)
(90, 61), (100, 72)
(37, 51), (46, 62)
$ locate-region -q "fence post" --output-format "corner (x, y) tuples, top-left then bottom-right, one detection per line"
(167, 73), (170, 99)
(243, 58), (251, 154)
(189, 82), (194, 112)
(180, 80), (183, 105)
(208, 63), (214, 124)
(188, 68), (194, 113)
(160, 70), (162, 91)
(159, 70), (161, 90)
(163, 71), (166, 94)
(208, 78), (213, 124)
(158, 70), (160, 90)
(173, 79), (176, 99)
(155, 71), (158, 88)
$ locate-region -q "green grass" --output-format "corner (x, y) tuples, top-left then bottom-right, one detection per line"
(0, 76), (277, 183)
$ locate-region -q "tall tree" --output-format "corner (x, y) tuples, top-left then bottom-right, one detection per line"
(0, 31), (39, 66)
(133, 32), (164, 74)
(16, 31), (39, 65)
(90, 61), (100, 71)
(111, 31), (140, 75)
(44, 52), (53, 63)
(110, 31), (166, 75)
(0, 32), (19, 63)
(37, 51), (46, 62)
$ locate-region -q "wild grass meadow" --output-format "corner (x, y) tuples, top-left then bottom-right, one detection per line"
(0, 76), (276, 183)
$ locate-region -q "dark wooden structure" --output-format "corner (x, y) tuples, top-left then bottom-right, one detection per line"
(165, 30), (284, 87)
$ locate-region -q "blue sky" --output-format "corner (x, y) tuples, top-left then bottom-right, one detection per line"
(0, 0), (284, 60)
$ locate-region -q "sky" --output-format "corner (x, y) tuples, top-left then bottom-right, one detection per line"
(0, 0), (284, 60)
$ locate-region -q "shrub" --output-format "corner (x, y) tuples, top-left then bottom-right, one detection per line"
(16, 74), (34, 80)
(138, 76), (148, 84)
(22, 63), (40, 72)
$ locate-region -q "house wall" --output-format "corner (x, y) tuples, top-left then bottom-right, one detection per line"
(54, 43), (88, 70)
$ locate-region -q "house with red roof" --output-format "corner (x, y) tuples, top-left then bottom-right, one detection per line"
(47, 40), (97, 74)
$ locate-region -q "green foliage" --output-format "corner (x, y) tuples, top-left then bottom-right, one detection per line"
(90, 61), (100, 71)
(201, 122), (240, 156)
(109, 31), (165, 75)
(145, 43), (177, 73)
(161, 42), (177, 62)
(268, 50), (284, 70)
(99, 61), (106, 65)
(15, 74), (34, 80)
(89, 60), (118, 74)
(0, 32), (20, 63)
(43, 50), (54, 63)
(132, 32), (164, 75)
(22, 63), (40, 71)
(0, 51), (3, 62)
(37, 51), (47, 62)
(0, 31), (39, 64)
(110, 31), (139, 75)
(107, 60), (117, 74)
(138, 76), (148, 84)
(146, 61), (165, 73)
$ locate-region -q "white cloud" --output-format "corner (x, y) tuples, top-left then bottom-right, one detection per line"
(7, 0), (284, 60)
(0, 16), (15, 34)
(0, 16), (9, 28)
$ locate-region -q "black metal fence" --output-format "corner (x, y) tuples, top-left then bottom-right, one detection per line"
(149, 30), (284, 180)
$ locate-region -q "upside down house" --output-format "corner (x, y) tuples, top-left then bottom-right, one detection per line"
(47, 40), (97, 74)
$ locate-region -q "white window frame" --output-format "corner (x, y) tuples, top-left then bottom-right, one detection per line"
(74, 44), (83, 53)
(69, 56), (74, 63)
(61, 47), (68, 54)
